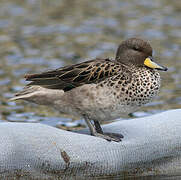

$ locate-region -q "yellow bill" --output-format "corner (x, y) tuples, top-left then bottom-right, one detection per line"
(144, 57), (167, 71)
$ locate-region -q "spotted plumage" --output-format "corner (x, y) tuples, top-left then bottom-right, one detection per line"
(11, 38), (167, 142)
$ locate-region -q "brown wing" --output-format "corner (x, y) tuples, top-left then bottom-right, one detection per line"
(25, 58), (123, 91)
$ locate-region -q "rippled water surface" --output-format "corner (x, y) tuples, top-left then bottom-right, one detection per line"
(0, 0), (181, 177)
(0, 0), (181, 125)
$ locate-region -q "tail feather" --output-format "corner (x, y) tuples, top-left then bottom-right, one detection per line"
(9, 86), (40, 101)
(9, 85), (64, 105)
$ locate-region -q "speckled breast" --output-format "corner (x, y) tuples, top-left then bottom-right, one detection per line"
(94, 67), (161, 121)
(128, 68), (161, 107)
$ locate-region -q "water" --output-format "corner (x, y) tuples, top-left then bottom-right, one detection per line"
(0, 0), (180, 178)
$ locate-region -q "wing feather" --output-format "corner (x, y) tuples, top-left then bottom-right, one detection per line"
(25, 58), (124, 91)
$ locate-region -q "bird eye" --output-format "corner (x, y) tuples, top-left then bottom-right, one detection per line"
(133, 46), (140, 51)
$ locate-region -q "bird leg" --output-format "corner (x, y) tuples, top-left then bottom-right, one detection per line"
(94, 120), (124, 141)
(83, 116), (123, 142)
(94, 120), (103, 134)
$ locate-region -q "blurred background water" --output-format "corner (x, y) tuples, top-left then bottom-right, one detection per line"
(0, 0), (181, 179)
(0, 1), (181, 134)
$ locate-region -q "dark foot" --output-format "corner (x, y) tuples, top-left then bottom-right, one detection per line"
(93, 121), (123, 142)
(104, 132), (124, 139)
(93, 132), (123, 142)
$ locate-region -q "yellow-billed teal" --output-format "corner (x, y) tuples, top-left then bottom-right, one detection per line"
(11, 38), (168, 142)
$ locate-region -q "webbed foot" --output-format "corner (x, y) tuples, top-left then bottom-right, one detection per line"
(84, 117), (123, 142)
(93, 132), (123, 142)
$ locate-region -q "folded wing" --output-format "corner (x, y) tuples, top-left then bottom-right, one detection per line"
(25, 58), (123, 91)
